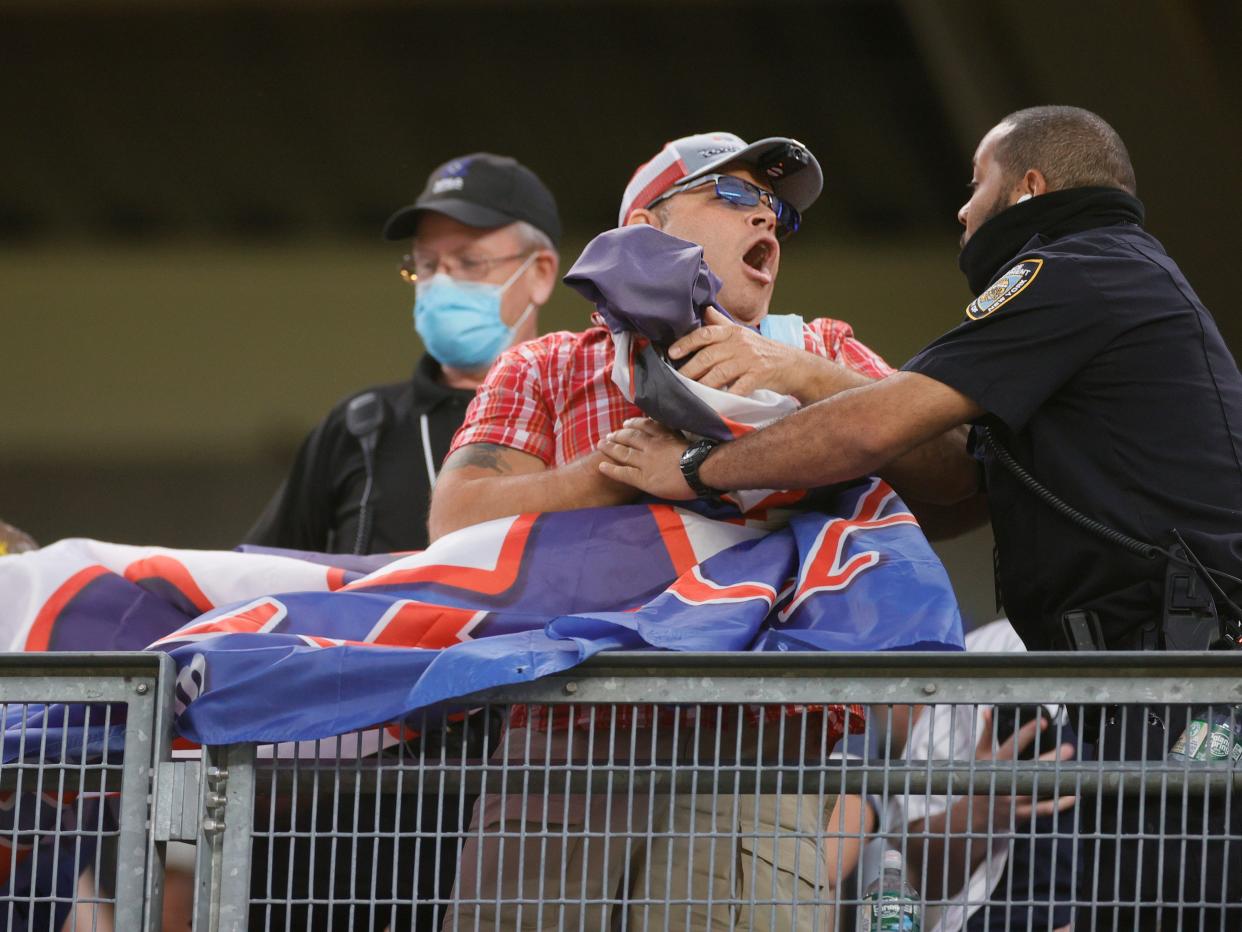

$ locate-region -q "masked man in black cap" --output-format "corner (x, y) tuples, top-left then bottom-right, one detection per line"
(242, 153), (559, 932)
(246, 153), (560, 555)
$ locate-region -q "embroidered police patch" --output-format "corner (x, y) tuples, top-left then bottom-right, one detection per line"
(966, 258), (1043, 320)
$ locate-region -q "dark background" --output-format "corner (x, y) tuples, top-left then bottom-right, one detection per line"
(3, 0), (1239, 625)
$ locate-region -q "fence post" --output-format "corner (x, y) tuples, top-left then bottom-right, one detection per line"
(141, 653), (177, 931)
(192, 743), (256, 932)
(108, 657), (168, 931)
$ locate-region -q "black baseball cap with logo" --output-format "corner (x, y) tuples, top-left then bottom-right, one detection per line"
(382, 153), (561, 246)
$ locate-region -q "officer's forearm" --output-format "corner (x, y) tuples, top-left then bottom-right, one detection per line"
(699, 372), (980, 494)
(878, 425), (979, 506)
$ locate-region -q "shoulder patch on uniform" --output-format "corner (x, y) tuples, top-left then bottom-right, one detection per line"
(965, 258), (1044, 321)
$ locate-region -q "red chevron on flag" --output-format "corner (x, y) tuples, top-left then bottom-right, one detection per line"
(780, 481), (918, 621)
(364, 600), (488, 649)
(342, 514), (537, 594)
(152, 597), (286, 645)
(667, 566), (777, 608)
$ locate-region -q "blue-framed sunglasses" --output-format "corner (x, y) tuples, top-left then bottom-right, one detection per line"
(646, 173), (801, 239)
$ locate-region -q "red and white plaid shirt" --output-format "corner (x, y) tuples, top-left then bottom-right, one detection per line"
(450, 317), (894, 463)
(450, 315), (892, 738)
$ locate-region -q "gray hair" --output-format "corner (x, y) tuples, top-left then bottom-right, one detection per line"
(510, 220), (556, 255)
(994, 105), (1137, 195)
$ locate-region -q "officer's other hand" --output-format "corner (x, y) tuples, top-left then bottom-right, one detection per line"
(598, 418), (696, 501)
(0, 519), (38, 556)
(668, 307), (801, 397)
(973, 707), (1077, 828)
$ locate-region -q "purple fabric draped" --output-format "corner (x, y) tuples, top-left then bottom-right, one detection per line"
(563, 225), (733, 344)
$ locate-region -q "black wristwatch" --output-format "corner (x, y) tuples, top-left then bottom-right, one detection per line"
(679, 438), (724, 499)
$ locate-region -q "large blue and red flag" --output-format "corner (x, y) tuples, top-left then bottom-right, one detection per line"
(0, 480), (961, 746)
(0, 482), (961, 927)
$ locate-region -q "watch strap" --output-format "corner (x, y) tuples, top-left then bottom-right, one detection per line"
(680, 439), (723, 498)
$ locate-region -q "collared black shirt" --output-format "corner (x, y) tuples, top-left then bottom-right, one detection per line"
(245, 355), (476, 554)
(905, 222), (1242, 650)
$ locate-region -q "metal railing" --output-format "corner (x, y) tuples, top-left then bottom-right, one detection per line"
(0, 652), (172, 932)
(4, 650), (1242, 930)
(200, 651), (1242, 931)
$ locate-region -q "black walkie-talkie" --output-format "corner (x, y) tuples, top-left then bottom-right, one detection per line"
(345, 392), (386, 555)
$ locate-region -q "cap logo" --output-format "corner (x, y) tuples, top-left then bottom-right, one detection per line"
(440, 158), (472, 178)
(697, 145), (741, 159)
(430, 157), (473, 193)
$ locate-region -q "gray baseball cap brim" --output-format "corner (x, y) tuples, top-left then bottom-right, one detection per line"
(618, 133), (824, 227)
(679, 136), (823, 215)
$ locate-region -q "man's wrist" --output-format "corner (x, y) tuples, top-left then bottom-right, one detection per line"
(680, 439), (724, 498)
(584, 450), (641, 503)
(796, 357), (871, 405)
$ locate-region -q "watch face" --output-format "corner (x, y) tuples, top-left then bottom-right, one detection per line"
(680, 440), (709, 468)
(680, 440), (719, 497)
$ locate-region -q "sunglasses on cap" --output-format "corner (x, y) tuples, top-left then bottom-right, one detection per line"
(645, 173), (801, 240)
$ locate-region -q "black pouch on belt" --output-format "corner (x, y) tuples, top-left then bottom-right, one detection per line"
(1161, 543), (1222, 651)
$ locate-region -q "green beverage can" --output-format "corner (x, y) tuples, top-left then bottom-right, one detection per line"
(1199, 720), (1236, 762)
(1169, 717), (1211, 761)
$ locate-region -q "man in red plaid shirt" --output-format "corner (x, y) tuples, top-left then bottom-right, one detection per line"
(435, 133), (976, 931)
(429, 131), (975, 542)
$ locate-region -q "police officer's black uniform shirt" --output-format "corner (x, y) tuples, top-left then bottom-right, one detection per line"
(904, 187), (1242, 651)
(245, 355), (475, 554)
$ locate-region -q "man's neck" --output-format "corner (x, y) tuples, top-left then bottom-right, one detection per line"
(730, 308), (766, 328)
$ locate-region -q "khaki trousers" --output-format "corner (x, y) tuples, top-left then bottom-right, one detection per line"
(444, 725), (839, 932)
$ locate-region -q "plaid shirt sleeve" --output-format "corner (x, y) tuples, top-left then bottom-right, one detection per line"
(802, 317), (896, 379)
(448, 335), (562, 464)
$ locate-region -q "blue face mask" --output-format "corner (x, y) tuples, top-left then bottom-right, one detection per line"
(413, 253), (537, 370)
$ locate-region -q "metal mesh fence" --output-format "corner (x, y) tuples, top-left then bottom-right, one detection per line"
(1, 651), (1239, 930)
(213, 652), (1242, 932)
(0, 653), (171, 932)
(0, 700), (123, 931)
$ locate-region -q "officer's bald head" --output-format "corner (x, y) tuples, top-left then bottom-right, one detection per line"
(992, 106), (1137, 196)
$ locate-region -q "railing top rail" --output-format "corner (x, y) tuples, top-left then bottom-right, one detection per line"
(0, 649), (1232, 679)
(0, 650), (169, 678)
(562, 650), (1242, 676)
(449, 651), (1242, 706)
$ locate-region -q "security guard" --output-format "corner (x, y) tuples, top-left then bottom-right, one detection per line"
(241, 153), (560, 932)
(910, 128), (1242, 659)
(597, 105), (1242, 929)
(245, 152), (561, 556)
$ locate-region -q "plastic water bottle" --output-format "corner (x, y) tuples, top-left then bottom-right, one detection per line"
(858, 848), (921, 931)
(1168, 705), (1242, 764)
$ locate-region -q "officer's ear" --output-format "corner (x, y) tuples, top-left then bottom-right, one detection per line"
(1016, 169), (1049, 200)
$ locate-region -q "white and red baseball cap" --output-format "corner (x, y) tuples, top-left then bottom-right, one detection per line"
(617, 132), (823, 227)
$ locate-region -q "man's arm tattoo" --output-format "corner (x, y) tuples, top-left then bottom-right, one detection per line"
(440, 443), (515, 476)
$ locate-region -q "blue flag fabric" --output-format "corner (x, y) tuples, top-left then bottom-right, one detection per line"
(0, 484), (962, 923)
(0, 484), (963, 749)
(153, 481), (962, 744)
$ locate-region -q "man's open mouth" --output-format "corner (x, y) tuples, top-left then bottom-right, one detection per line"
(742, 237), (777, 282)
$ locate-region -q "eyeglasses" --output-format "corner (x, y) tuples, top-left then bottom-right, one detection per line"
(399, 250), (532, 284)
(646, 174), (801, 239)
